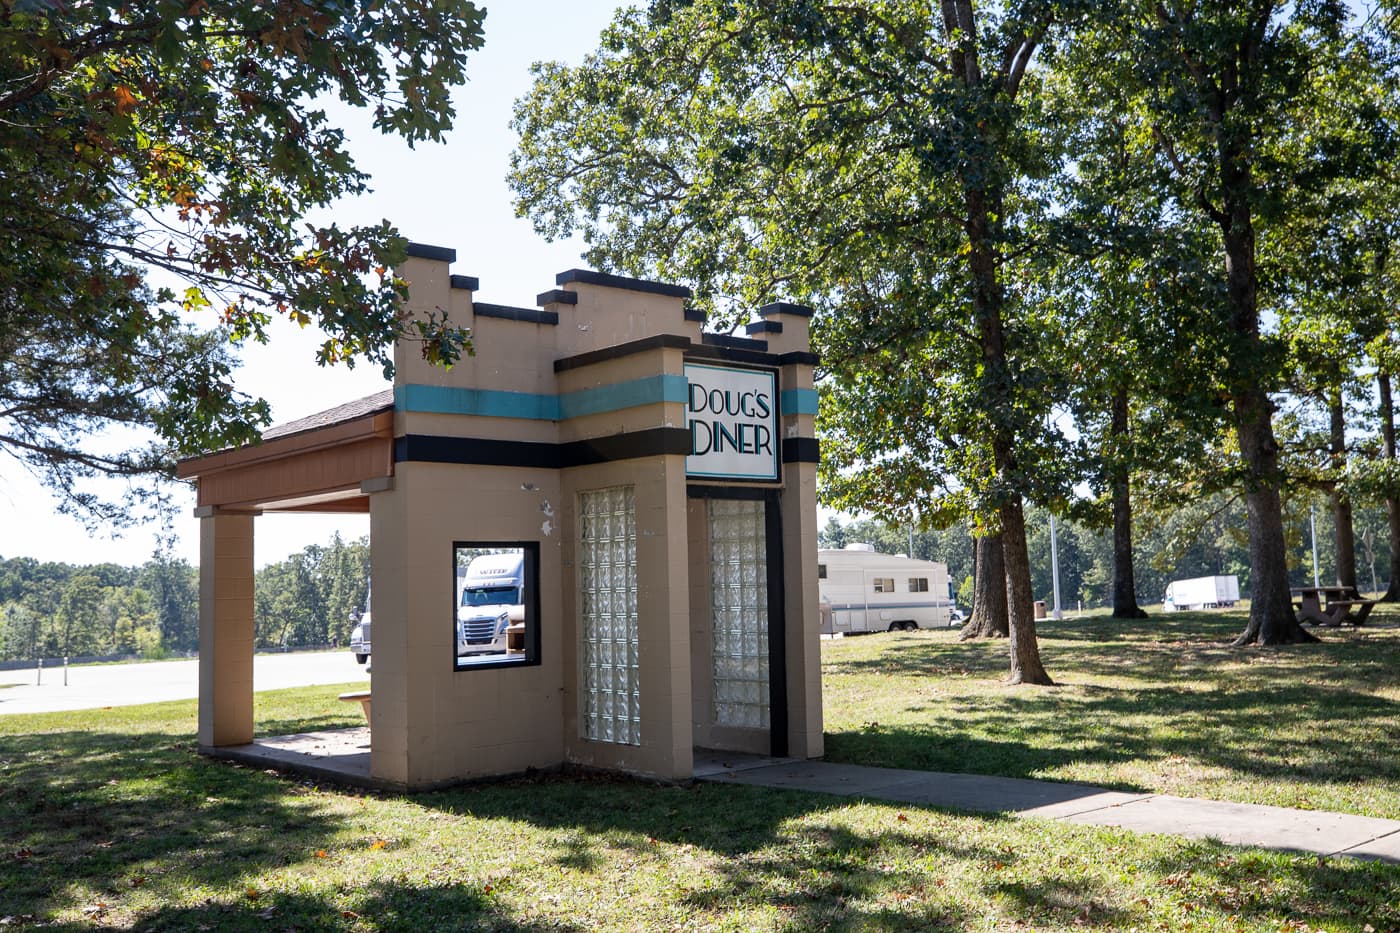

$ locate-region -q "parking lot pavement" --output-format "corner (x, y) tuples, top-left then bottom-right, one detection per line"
(0, 649), (370, 715)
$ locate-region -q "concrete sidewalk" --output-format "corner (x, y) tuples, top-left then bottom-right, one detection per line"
(696, 756), (1400, 863)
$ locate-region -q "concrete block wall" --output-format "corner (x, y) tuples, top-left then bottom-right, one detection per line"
(363, 243), (822, 787)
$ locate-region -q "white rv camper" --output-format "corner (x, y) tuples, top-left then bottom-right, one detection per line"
(818, 544), (953, 633)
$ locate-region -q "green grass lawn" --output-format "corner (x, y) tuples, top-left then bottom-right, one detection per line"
(824, 604), (1400, 820)
(2, 613), (1399, 930)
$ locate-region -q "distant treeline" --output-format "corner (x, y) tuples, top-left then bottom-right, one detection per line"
(824, 492), (1396, 611)
(253, 534), (369, 651)
(0, 533), (369, 662)
(4, 490), (1387, 659)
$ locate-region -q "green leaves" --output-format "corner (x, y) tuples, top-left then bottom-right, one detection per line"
(510, 1), (1080, 523)
(1, 0), (485, 516)
(511, 1), (1400, 638)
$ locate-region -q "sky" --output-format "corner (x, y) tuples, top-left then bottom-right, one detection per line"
(0, 1), (629, 569)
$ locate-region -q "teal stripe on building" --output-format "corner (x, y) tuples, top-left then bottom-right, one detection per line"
(781, 388), (820, 416)
(397, 384), (559, 420)
(559, 375), (689, 418)
(397, 375), (690, 421)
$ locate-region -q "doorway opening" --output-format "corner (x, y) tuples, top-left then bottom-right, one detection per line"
(688, 488), (786, 758)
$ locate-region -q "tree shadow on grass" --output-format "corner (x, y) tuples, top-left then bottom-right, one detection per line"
(419, 775), (995, 931)
(1135, 838), (1400, 931)
(1044, 627), (1400, 688)
(0, 729), (343, 922)
(822, 727), (1135, 786)
(4, 722), (1397, 931)
(822, 609), (1400, 800)
(1037, 611), (1250, 642)
(419, 771), (1400, 932)
(128, 883), (578, 933)
(824, 633), (1011, 680)
(823, 677), (1400, 796)
(0, 727), (583, 931)
(255, 711), (365, 737)
(827, 612), (1400, 688)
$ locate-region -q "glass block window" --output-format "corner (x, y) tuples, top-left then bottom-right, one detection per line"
(708, 498), (769, 730)
(909, 577), (929, 592)
(873, 578), (895, 593)
(579, 486), (640, 746)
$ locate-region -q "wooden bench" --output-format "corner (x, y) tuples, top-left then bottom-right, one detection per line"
(1296, 588), (1376, 627)
(338, 690), (371, 724)
(1319, 599), (1377, 627)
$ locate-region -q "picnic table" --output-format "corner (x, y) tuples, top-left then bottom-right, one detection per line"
(1293, 586), (1377, 627)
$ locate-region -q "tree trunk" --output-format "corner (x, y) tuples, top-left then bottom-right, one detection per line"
(1109, 386), (1148, 618)
(1329, 389), (1358, 590)
(944, 2), (1050, 682)
(1229, 364), (1315, 646)
(961, 533), (1008, 639)
(1231, 462), (1314, 644)
(999, 488), (1054, 684)
(964, 186), (1052, 683)
(1379, 371), (1400, 601)
(1214, 153), (1314, 646)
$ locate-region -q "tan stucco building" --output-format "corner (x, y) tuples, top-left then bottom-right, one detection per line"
(178, 244), (823, 789)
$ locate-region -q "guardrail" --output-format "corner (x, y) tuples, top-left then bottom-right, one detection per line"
(0, 644), (341, 673)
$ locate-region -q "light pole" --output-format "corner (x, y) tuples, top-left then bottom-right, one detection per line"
(1045, 410), (1064, 621)
(1310, 505), (1320, 588)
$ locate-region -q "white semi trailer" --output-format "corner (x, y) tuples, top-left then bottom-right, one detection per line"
(818, 544), (953, 633)
(1162, 575), (1240, 611)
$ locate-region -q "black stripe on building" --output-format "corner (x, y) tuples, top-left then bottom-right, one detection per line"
(781, 438), (820, 464)
(395, 428), (692, 469)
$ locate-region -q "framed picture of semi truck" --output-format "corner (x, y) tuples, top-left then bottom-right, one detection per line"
(452, 542), (541, 670)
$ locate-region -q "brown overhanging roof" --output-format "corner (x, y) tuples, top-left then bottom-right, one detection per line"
(262, 388), (394, 441)
(176, 389), (395, 512)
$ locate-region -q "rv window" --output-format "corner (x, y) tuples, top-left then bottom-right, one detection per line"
(909, 578), (929, 592)
(452, 542), (540, 671)
(818, 564), (827, 579)
(873, 578), (894, 593)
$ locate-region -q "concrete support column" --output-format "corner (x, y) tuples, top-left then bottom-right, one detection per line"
(780, 459), (823, 758)
(635, 456), (695, 780)
(367, 476), (408, 786)
(778, 350), (823, 759)
(197, 509), (255, 747)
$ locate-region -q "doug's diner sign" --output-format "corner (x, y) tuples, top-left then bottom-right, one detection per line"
(684, 363), (779, 481)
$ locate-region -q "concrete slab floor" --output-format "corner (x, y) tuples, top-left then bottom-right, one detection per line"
(211, 739), (797, 791)
(202, 728), (381, 791)
(692, 749), (798, 778)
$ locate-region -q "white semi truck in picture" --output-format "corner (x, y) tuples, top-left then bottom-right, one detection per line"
(349, 585), (371, 664)
(456, 551), (526, 657)
(1162, 575), (1240, 611)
